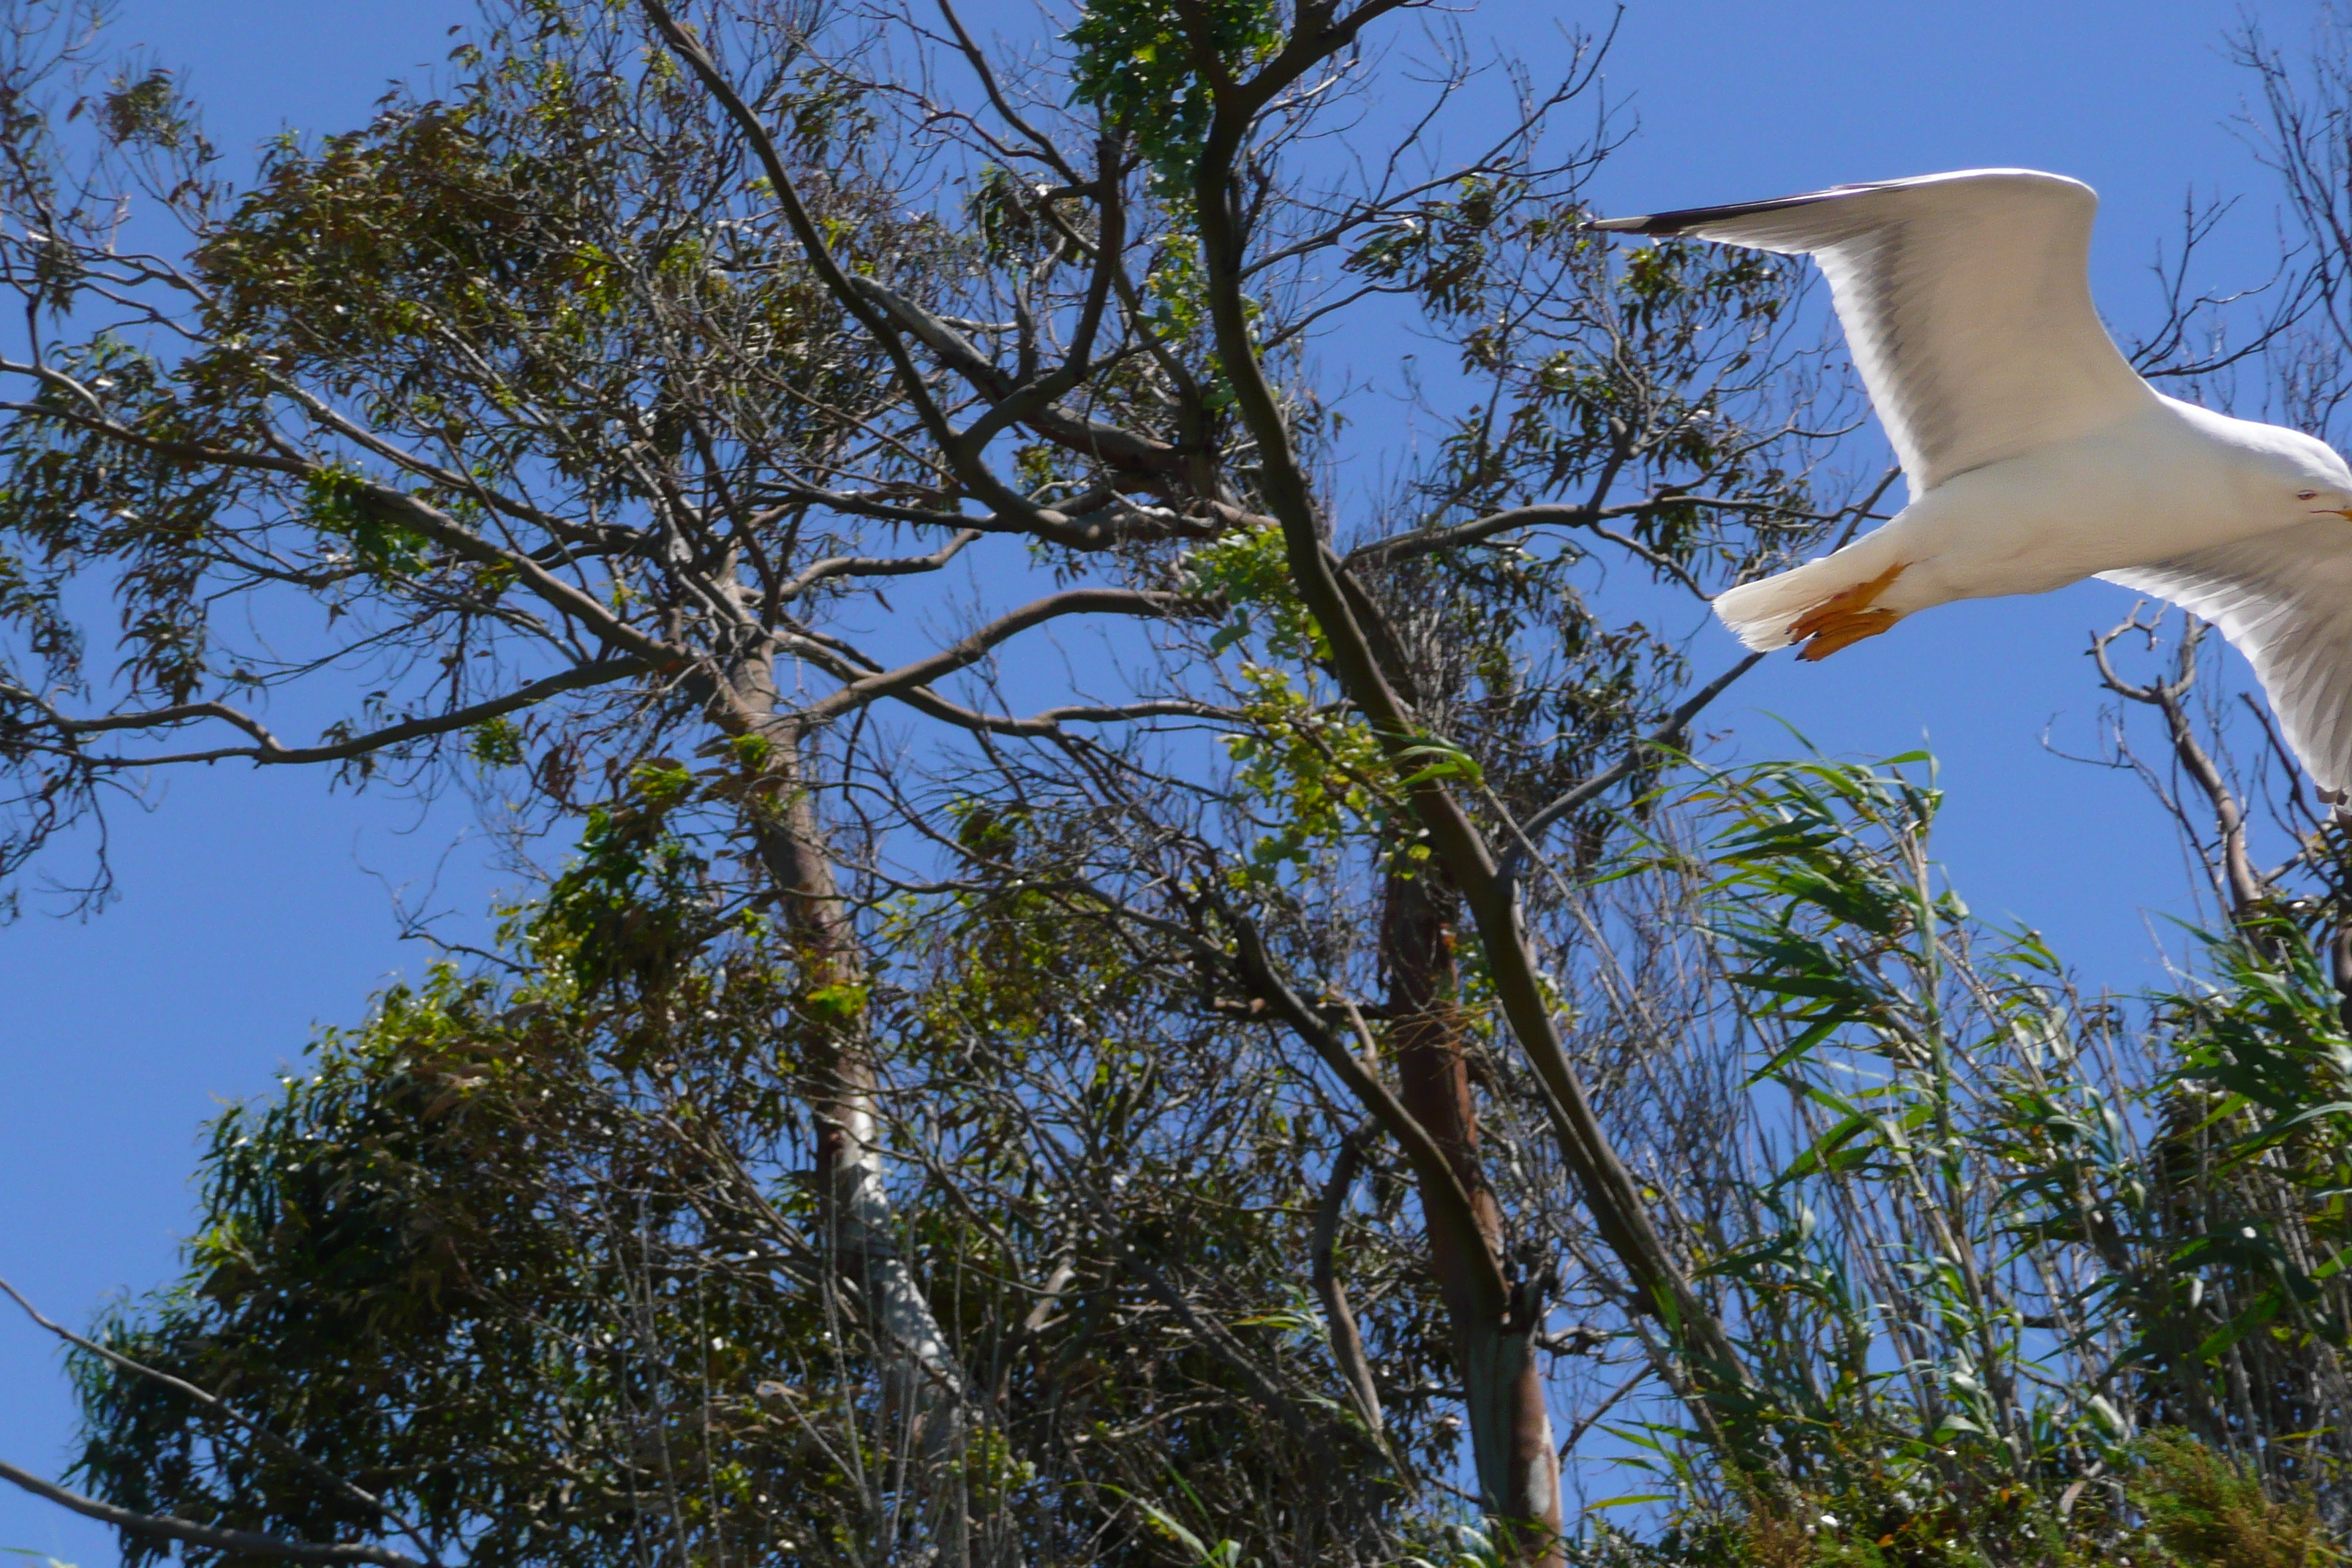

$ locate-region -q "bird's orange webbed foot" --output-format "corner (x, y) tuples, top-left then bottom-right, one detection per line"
(1788, 562), (1908, 662)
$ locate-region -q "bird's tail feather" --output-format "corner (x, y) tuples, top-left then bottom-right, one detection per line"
(1714, 546), (1901, 651)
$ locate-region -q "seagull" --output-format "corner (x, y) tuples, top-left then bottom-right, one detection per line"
(1593, 170), (2352, 800)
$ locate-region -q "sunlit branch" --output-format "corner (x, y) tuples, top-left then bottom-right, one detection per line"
(777, 527), (983, 601)
(792, 589), (1206, 728)
(0, 1460), (424, 1568)
(62, 658), (648, 770)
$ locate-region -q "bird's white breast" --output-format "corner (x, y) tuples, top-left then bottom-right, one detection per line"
(1880, 398), (2306, 611)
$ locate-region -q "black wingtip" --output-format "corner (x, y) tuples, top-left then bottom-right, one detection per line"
(1585, 214), (1662, 233)
(1583, 185), (1882, 238)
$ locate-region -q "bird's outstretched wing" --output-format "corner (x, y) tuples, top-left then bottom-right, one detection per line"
(2103, 523), (2352, 798)
(1593, 170), (2155, 494)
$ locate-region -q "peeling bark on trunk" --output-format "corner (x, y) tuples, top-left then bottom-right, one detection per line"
(1313, 1129), (1387, 1441)
(1383, 863), (1564, 1566)
(1188, 99), (1758, 1471)
(718, 651), (974, 1564)
(2332, 916), (2352, 1036)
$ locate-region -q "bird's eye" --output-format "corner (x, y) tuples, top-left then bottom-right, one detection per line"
(2301, 490), (2322, 500)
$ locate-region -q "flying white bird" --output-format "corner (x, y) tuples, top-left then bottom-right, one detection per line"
(1593, 169), (2352, 799)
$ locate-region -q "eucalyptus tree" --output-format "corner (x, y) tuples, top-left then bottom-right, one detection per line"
(0, 0), (1874, 1561)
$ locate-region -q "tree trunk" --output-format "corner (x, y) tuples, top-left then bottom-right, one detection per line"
(2332, 914), (2352, 1036)
(1384, 862), (1563, 1565)
(718, 650), (975, 1563)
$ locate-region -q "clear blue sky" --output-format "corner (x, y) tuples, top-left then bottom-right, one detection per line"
(0, 2), (2328, 1561)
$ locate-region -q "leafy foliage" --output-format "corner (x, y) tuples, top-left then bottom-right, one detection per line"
(65, 807), (1466, 1565)
(25, 0), (2352, 1564)
(1066, 0), (1281, 191)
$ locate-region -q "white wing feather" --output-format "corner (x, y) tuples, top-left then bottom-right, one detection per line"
(2101, 523), (2352, 798)
(1595, 170), (2156, 493)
